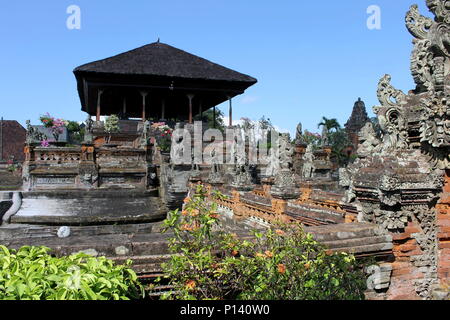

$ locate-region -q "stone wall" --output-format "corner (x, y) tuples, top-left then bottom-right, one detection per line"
(437, 170), (450, 287)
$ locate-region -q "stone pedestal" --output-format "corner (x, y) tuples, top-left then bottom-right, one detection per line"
(293, 143), (307, 176)
(270, 169), (300, 200)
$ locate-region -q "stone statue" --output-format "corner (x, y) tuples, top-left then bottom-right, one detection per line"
(321, 126), (330, 146)
(170, 133), (185, 165)
(229, 129), (253, 190)
(278, 133), (293, 170)
(207, 148), (223, 185)
(295, 122), (304, 145)
(270, 132), (299, 199)
(356, 122), (381, 157)
(83, 115), (94, 143)
(302, 144), (315, 179)
(265, 147), (280, 177)
(25, 120), (34, 144)
(25, 120), (45, 144)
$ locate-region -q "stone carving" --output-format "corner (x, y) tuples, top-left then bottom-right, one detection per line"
(207, 148), (223, 185)
(339, 1), (449, 298)
(406, 4), (434, 40)
(140, 120), (150, 147)
(83, 116), (94, 143)
(356, 122), (381, 157)
(426, 0), (450, 24)
(170, 129), (185, 165)
(79, 163), (98, 186)
(270, 133), (299, 199)
(372, 75), (409, 153)
(301, 144), (315, 179)
(295, 122), (304, 145)
(321, 126), (330, 146)
(279, 133), (294, 170)
(264, 147), (280, 177)
(230, 130), (253, 191)
(25, 120), (45, 144)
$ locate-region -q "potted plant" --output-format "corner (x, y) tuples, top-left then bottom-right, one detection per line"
(151, 122), (172, 154)
(39, 113), (54, 128)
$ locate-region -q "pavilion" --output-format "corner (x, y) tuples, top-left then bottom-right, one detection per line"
(73, 41), (257, 127)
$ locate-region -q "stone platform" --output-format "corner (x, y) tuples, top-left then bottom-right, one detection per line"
(0, 189), (166, 225)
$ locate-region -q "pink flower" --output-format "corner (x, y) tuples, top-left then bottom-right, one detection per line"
(40, 140), (50, 147)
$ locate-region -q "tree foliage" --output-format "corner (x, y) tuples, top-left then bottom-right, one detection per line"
(318, 117), (341, 132)
(194, 108), (225, 132)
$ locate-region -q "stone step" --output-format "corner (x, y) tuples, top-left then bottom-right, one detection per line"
(0, 222), (162, 241)
(2, 232), (172, 258)
(327, 242), (394, 255)
(305, 222), (384, 242)
(321, 235), (393, 251)
(10, 190), (167, 225)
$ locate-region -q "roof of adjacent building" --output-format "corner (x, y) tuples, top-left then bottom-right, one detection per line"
(73, 41), (257, 84)
(0, 120), (26, 162)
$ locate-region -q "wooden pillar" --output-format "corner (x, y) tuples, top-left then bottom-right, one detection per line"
(96, 89), (103, 121)
(122, 97), (127, 117)
(199, 100), (203, 121)
(140, 91), (148, 121)
(228, 96), (233, 127)
(161, 99), (166, 120)
(187, 94), (194, 124)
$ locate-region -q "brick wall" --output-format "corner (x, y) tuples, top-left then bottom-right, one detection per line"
(0, 120), (26, 162)
(437, 170), (450, 286)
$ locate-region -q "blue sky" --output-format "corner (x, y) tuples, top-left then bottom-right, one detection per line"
(0, 0), (432, 135)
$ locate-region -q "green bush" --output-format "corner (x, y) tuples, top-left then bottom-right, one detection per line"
(0, 246), (143, 300)
(159, 185), (367, 300)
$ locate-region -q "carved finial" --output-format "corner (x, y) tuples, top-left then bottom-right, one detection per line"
(157, 37), (160, 43)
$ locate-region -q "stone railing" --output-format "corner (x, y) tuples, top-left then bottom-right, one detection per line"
(204, 184), (347, 227)
(23, 143), (153, 191)
(33, 147), (82, 163)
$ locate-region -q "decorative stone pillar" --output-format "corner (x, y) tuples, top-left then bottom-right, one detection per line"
(79, 143), (98, 188)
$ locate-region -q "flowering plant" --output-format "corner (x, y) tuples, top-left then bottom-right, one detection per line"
(51, 118), (66, 142)
(158, 185), (367, 300)
(40, 139), (50, 147)
(151, 122), (172, 153)
(302, 130), (322, 149)
(39, 113), (54, 128)
(39, 113), (67, 142)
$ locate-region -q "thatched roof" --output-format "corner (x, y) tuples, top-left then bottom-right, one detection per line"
(74, 42), (257, 84)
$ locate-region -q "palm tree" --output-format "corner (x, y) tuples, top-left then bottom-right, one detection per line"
(317, 117), (341, 132)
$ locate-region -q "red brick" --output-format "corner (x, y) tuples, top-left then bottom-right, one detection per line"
(405, 225), (421, 234)
(0, 120), (26, 161)
(392, 232), (411, 241)
(439, 241), (450, 249)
